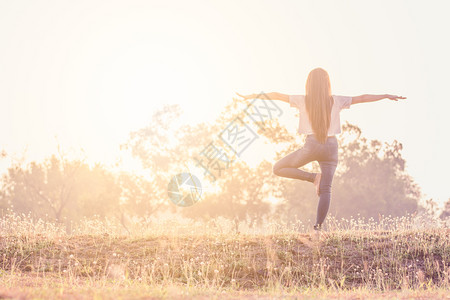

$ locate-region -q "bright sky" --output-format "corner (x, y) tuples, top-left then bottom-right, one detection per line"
(1, 0), (449, 207)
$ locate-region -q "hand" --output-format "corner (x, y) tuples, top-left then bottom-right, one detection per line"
(386, 94), (407, 101)
(234, 92), (256, 102)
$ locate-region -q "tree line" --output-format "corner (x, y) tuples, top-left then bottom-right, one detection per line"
(1, 101), (446, 230)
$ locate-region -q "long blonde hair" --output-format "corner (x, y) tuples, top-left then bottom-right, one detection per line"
(304, 68), (334, 144)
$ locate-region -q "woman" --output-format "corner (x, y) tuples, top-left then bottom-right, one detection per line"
(236, 67), (406, 231)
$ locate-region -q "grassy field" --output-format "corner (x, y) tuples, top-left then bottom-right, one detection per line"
(0, 212), (449, 299)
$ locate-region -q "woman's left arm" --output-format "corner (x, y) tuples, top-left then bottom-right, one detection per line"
(235, 92), (290, 103)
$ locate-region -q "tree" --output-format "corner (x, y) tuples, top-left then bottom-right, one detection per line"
(121, 104), (222, 216)
(117, 171), (166, 218)
(0, 154), (121, 223)
(329, 122), (421, 220)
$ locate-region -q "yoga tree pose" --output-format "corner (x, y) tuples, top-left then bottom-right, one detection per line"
(236, 67), (406, 231)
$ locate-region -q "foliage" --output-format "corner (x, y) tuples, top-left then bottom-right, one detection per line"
(0, 101), (427, 227)
(330, 122), (421, 220)
(0, 154), (120, 224)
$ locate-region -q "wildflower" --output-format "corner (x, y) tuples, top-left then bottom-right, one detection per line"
(69, 254), (74, 259)
(214, 269), (219, 274)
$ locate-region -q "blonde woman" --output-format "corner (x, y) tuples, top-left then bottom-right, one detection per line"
(236, 67), (406, 231)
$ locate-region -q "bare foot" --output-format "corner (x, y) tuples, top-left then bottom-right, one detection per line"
(313, 173), (321, 196)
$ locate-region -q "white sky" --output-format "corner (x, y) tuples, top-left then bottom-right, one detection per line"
(1, 0), (449, 207)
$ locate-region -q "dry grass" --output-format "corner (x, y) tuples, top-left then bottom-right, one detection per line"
(0, 211), (449, 299)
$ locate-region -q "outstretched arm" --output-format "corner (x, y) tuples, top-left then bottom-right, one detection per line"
(351, 94), (406, 105)
(234, 92), (290, 103)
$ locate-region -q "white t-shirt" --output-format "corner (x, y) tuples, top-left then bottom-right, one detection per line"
(289, 94), (352, 136)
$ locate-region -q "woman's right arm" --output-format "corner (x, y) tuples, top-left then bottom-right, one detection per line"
(351, 94), (406, 105)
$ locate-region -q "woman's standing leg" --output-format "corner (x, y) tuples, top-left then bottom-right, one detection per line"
(315, 138), (339, 227)
(272, 142), (318, 183)
(315, 160), (337, 226)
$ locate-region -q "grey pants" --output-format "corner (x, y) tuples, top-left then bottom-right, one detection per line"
(273, 134), (338, 226)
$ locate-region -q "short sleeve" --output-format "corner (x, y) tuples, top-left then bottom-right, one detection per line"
(289, 95), (304, 108)
(337, 95), (353, 109)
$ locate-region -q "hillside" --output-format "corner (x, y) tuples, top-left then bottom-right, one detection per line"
(0, 229), (449, 299)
